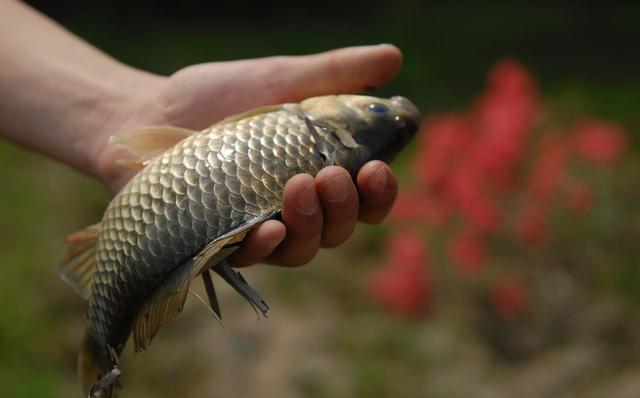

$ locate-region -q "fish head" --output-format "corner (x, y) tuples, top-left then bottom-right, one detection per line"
(299, 95), (421, 168)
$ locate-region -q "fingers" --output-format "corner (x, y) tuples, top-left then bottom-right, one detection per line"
(264, 168), (361, 266)
(227, 220), (286, 268)
(264, 174), (323, 267)
(356, 161), (398, 224)
(229, 163), (396, 267)
(282, 44), (403, 100)
(315, 166), (359, 248)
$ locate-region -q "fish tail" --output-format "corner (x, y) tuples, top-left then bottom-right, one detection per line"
(78, 328), (120, 398)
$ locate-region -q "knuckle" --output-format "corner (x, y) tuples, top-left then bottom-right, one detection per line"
(321, 224), (355, 249)
(328, 200), (359, 221)
(281, 244), (319, 268)
(359, 210), (387, 224)
(227, 254), (256, 268)
(288, 215), (323, 238)
(280, 253), (313, 268)
(364, 188), (397, 209)
(321, 236), (345, 249)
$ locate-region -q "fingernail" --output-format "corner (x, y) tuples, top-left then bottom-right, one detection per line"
(369, 165), (388, 194)
(324, 173), (350, 202)
(295, 183), (319, 215)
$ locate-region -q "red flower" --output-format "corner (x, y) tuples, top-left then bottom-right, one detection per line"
(491, 276), (528, 319)
(367, 233), (432, 318)
(449, 228), (486, 275)
(373, 57), (627, 323)
(390, 192), (450, 227)
(487, 58), (539, 101)
(516, 200), (546, 246)
(415, 116), (475, 188)
(572, 119), (627, 164)
(526, 134), (568, 202)
(460, 194), (501, 233)
(367, 261), (432, 318)
(564, 181), (593, 214)
(445, 164), (501, 232)
(390, 192), (422, 222)
(387, 232), (427, 266)
(417, 196), (450, 227)
(472, 58), (542, 189)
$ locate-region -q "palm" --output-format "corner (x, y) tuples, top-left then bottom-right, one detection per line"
(95, 45), (403, 267)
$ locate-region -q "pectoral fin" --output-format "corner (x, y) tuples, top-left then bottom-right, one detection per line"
(189, 212), (279, 278)
(306, 118), (360, 151)
(133, 212), (278, 351)
(333, 125), (360, 149)
(133, 259), (193, 352)
(303, 116), (335, 166)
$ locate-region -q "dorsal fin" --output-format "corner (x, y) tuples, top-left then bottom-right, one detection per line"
(58, 223), (101, 300)
(216, 105), (282, 126)
(109, 126), (197, 159)
(115, 158), (148, 170)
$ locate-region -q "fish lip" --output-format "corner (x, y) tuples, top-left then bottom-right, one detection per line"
(390, 96), (421, 150)
(391, 96), (421, 128)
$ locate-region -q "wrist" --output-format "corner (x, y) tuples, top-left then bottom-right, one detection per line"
(86, 66), (168, 191)
(0, 0), (168, 193)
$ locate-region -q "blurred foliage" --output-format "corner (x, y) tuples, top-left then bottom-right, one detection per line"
(1, 1), (639, 397)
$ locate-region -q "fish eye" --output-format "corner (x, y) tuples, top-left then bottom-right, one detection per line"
(366, 103), (391, 116)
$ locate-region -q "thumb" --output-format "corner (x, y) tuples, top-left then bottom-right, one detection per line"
(274, 44), (403, 100)
(163, 45), (402, 128)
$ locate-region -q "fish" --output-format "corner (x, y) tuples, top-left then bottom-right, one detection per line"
(58, 94), (421, 397)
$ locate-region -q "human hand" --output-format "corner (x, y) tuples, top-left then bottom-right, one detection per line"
(94, 45), (402, 267)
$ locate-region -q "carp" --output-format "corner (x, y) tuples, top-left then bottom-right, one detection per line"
(58, 94), (420, 397)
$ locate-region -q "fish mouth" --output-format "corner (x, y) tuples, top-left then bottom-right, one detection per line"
(390, 96), (421, 152)
(391, 96), (421, 129)
(369, 97), (421, 164)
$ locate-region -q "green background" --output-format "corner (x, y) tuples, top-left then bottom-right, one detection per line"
(0, 2), (638, 397)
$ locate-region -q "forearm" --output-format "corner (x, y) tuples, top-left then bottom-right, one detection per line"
(0, 0), (163, 179)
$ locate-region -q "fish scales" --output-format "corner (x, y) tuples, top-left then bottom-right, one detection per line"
(90, 110), (329, 349)
(58, 94), (421, 397)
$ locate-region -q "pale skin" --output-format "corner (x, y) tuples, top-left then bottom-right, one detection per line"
(0, 1), (401, 268)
